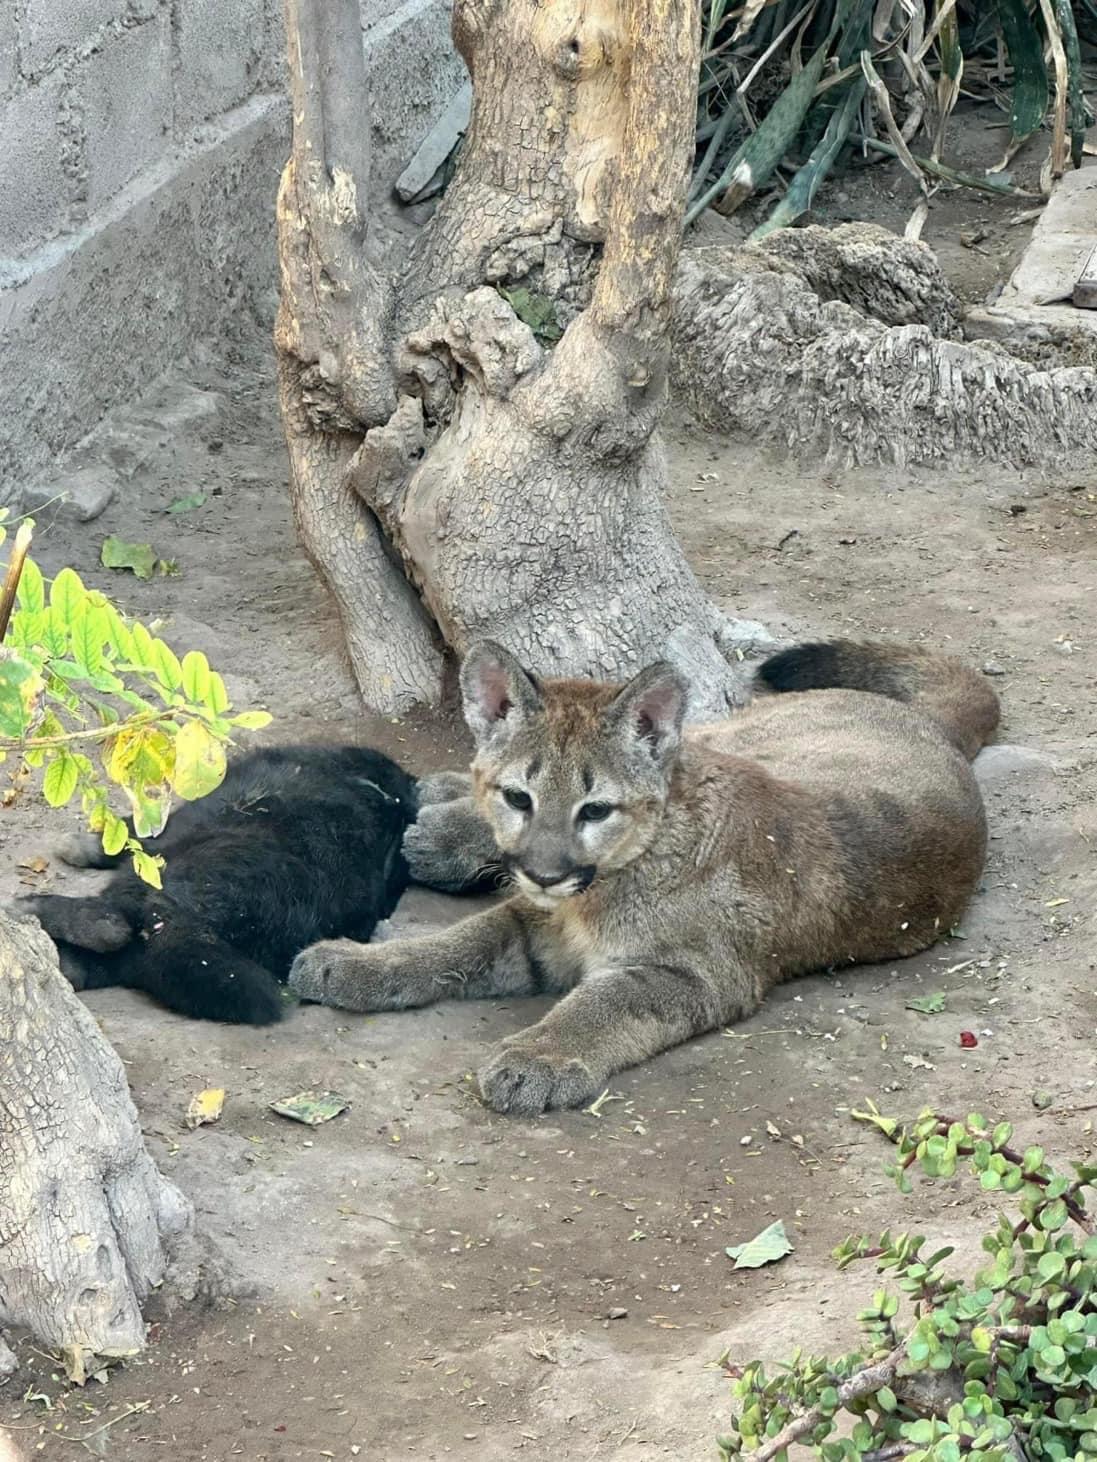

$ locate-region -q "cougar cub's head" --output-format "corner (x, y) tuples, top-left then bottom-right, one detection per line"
(460, 641), (688, 909)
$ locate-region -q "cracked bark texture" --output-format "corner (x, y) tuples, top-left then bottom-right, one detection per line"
(0, 913), (194, 1362)
(276, 0), (763, 718)
(673, 223), (1097, 469)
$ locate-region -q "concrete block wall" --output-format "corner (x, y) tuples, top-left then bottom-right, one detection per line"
(0, 0), (464, 504)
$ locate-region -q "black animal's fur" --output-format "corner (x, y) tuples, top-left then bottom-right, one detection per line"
(22, 745), (418, 1025)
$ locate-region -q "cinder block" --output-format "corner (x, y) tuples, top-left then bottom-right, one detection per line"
(0, 0), (18, 100)
(364, 0), (464, 189)
(362, 0), (428, 34)
(0, 74), (72, 258)
(173, 0), (266, 130)
(22, 0), (127, 74)
(82, 16), (170, 209)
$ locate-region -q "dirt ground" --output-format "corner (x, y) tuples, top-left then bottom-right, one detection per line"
(3, 135), (1097, 1461)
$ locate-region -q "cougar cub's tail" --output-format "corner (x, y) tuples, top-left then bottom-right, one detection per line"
(757, 640), (999, 760)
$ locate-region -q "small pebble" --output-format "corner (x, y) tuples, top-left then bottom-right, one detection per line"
(607, 1306), (628, 1320)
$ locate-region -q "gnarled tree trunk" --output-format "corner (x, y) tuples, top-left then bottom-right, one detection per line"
(0, 913), (194, 1368)
(275, 0), (769, 718)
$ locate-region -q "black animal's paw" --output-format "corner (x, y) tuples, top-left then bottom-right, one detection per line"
(478, 1042), (601, 1117)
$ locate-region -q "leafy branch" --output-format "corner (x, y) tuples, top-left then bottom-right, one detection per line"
(0, 515), (271, 885)
(718, 1108), (1097, 1462)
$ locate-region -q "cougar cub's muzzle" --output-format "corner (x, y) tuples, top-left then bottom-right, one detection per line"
(505, 855), (596, 905)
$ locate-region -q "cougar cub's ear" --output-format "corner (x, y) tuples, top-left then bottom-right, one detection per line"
(460, 640), (544, 746)
(607, 661), (688, 767)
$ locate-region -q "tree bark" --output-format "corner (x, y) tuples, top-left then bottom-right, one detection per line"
(0, 912), (194, 1367)
(672, 222), (1097, 469)
(275, 0), (769, 718)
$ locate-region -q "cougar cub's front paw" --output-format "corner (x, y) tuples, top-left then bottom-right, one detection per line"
(288, 939), (382, 1011)
(478, 1042), (600, 1117)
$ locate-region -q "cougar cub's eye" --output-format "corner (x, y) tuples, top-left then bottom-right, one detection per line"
(502, 787), (533, 812)
(577, 802), (615, 824)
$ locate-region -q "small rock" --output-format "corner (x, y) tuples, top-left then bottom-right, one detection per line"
(606, 1307), (628, 1320)
(982, 661), (1006, 677)
(22, 465), (119, 523)
(974, 744), (1058, 783)
(0, 1335), (17, 1378)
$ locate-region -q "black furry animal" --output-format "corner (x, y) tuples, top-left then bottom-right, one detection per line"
(22, 745), (419, 1025)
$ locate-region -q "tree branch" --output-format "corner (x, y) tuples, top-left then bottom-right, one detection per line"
(591, 0), (700, 365)
(284, 0), (370, 205)
(751, 1348), (906, 1462)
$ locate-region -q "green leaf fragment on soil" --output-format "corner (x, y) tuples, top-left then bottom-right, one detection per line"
(269, 1090), (351, 1126)
(100, 536), (158, 581)
(725, 1219), (793, 1270)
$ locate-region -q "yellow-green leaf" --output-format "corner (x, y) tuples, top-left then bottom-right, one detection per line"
(17, 557), (45, 615)
(102, 603), (135, 662)
(41, 604), (68, 657)
(206, 670), (230, 714)
(71, 604), (108, 676)
(42, 751), (80, 808)
(181, 650), (211, 705)
(171, 720), (227, 801)
(131, 848), (164, 888)
(232, 710), (272, 730)
(129, 621), (157, 670)
(149, 637), (183, 691)
(0, 649), (44, 738)
(102, 811), (129, 857)
(49, 566), (87, 624)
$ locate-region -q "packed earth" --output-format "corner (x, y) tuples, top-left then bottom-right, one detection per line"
(2, 157), (1096, 1456)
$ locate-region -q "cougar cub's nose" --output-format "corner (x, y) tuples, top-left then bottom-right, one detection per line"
(522, 865), (596, 891)
(522, 867), (572, 889)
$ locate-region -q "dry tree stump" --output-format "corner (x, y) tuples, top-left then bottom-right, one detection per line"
(0, 912), (194, 1369)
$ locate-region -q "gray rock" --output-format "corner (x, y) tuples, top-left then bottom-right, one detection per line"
(22, 465), (119, 523)
(0, 1334), (17, 1378)
(974, 744), (1058, 783)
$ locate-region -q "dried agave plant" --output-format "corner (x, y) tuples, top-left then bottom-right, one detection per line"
(689, 0), (1095, 238)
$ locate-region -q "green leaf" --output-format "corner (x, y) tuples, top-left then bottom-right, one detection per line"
(100, 536), (157, 580)
(16, 556), (45, 615)
(497, 286), (562, 344)
(42, 751), (80, 807)
(1037, 1251), (1067, 1282)
(1039, 1199), (1068, 1231)
(877, 1387), (897, 1412)
(725, 1219), (793, 1270)
(171, 720), (227, 802)
(906, 992), (946, 1014)
(994, 0), (1049, 143)
(231, 709), (272, 730)
(131, 848), (163, 888)
(1022, 1146), (1045, 1174)
(180, 650), (211, 704)
(49, 566), (87, 622)
(167, 492), (207, 514)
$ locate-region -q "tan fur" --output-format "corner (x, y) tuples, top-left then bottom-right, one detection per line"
(290, 640), (997, 1116)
